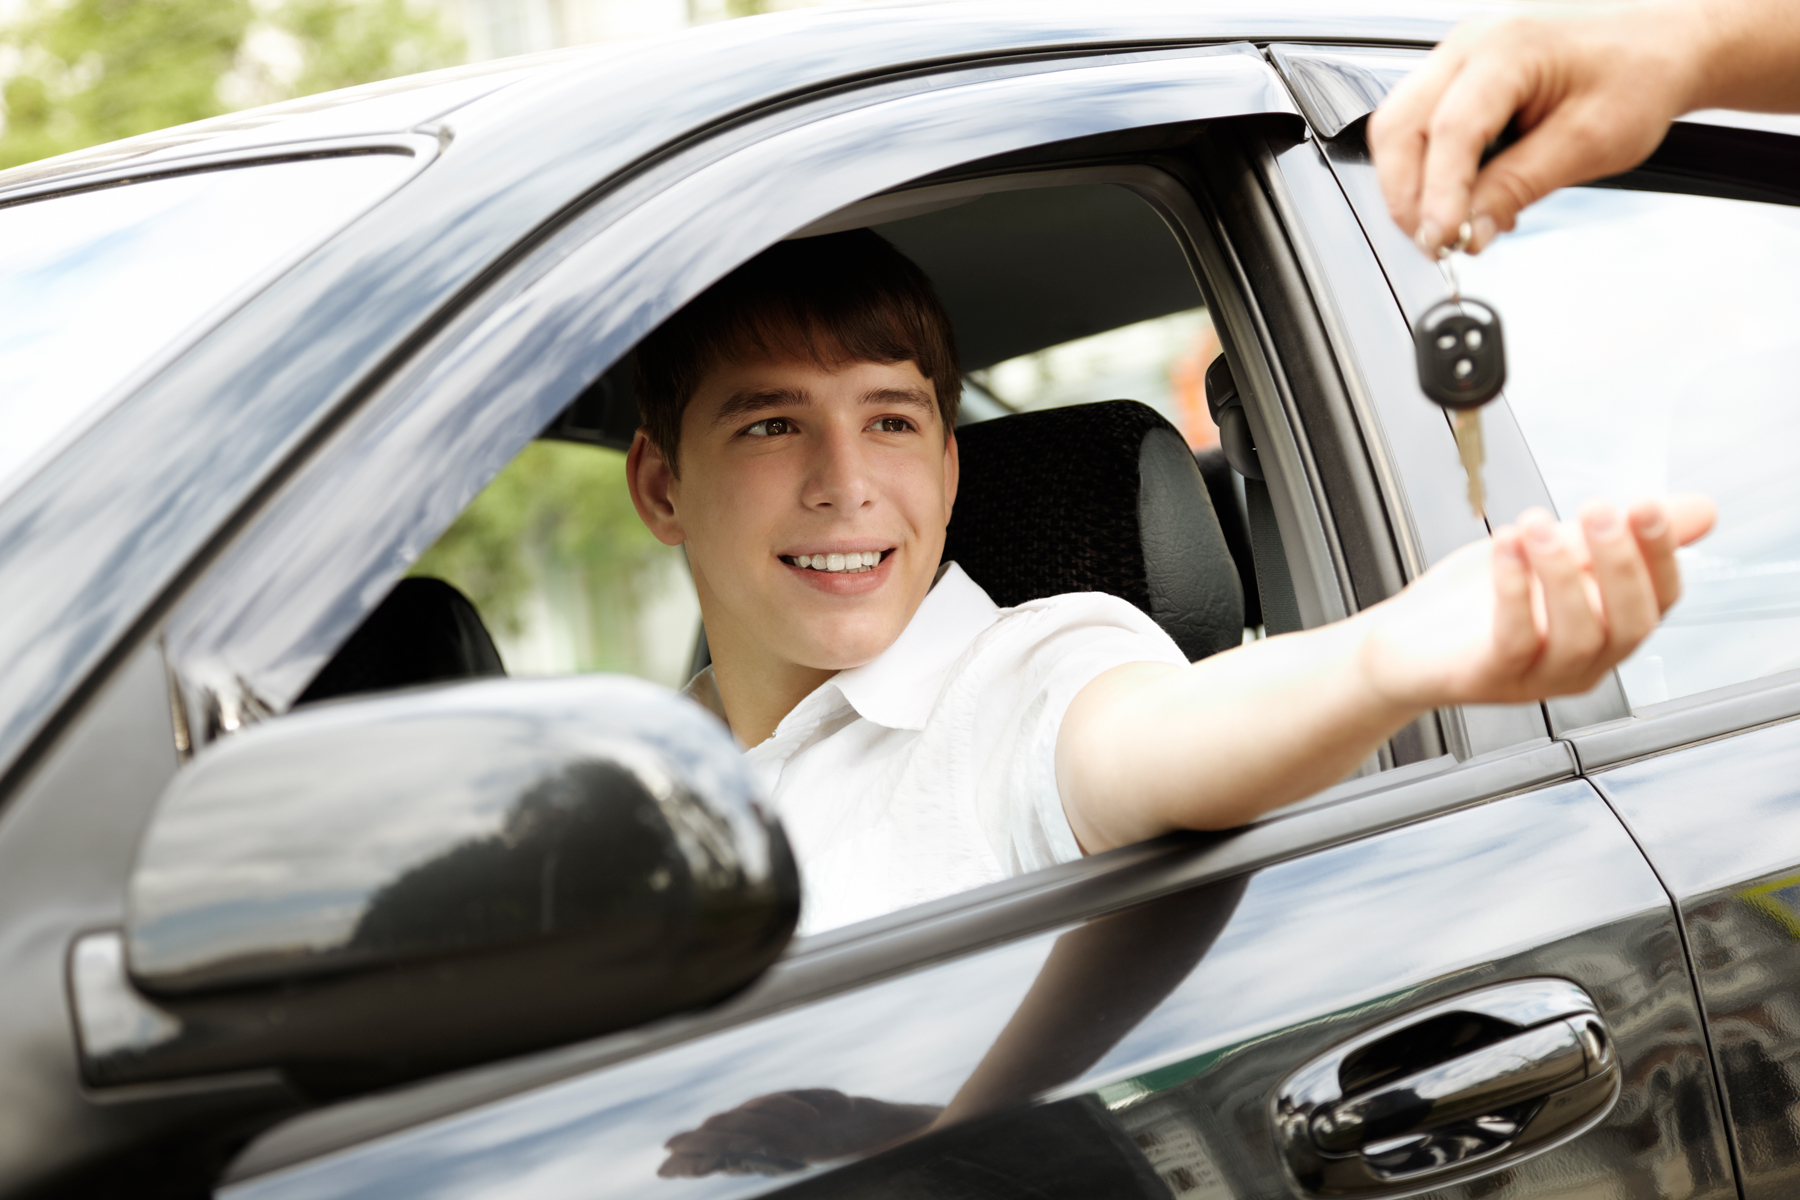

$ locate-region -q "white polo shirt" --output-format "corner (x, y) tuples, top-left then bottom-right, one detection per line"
(688, 563), (1189, 937)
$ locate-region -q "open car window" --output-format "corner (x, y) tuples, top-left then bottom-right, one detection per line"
(404, 181), (1245, 699)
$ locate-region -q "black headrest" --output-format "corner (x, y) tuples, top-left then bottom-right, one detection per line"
(944, 401), (1244, 661)
(298, 576), (506, 705)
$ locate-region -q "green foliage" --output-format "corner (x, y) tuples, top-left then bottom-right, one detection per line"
(0, 0), (462, 170)
(1, 0), (252, 168)
(410, 441), (681, 675)
(269, 0), (460, 98)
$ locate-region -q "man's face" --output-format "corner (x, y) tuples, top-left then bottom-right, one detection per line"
(639, 354), (957, 674)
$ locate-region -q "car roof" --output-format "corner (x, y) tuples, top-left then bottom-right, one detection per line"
(0, 0), (1478, 201)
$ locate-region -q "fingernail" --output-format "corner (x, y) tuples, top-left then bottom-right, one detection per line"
(1416, 218), (1444, 256)
(1470, 213), (1498, 253)
(1583, 503), (1621, 539)
(1523, 513), (1557, 547)
(1632, 506), (1668, 539)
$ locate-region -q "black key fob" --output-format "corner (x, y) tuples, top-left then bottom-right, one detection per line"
(1414, 298), (1506, 410)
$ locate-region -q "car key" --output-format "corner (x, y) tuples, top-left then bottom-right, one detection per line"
(1413, 225), (1506, 519)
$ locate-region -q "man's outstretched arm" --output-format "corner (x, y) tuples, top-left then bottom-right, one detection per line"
(1368, 0), (1800, 256)
(1056, 496), (1713, 854)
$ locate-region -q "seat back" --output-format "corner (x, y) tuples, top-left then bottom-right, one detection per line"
(944, 401), (1244, 662)
(298, 576), (505, 705)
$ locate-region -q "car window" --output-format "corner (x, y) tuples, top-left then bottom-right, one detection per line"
(410, 441), (700, 685)
(398, 182), (1234, 700)
(967, 307), (1220, 448)
(1457, 185), (1800, 708)
(0, 153), (414, 505)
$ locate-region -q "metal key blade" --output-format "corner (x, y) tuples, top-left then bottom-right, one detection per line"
(1452, 408), (1486, 519)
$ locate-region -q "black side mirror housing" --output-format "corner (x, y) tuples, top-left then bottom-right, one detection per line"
(77, 676), (796, 1098)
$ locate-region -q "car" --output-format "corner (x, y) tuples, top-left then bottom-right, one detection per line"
(3, 3), (1800, 1197)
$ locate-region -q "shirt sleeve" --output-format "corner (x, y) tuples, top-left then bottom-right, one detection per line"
(953, 593), (1191, 876)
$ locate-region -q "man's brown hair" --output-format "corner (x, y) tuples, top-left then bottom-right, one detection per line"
(634, 229), (960, 472)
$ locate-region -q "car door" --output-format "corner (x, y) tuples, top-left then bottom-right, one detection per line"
(1429, 117), (1800, 1200)
(1277, 41), (1800, 1200)
(178, 40), (1733, 1200)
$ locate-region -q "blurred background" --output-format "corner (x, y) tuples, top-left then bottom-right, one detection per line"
(0, 0), (1223, 686)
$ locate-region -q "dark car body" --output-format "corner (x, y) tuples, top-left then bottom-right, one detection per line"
(4, 3), (1800, 1198)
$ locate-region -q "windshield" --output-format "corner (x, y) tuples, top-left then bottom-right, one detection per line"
(0, 152), (416, 502)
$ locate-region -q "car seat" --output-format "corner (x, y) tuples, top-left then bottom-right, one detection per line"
(297, 576), (505, 705)
(943, 400), (1244, 662)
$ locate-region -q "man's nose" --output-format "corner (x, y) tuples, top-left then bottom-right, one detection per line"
(802, 426), (874, 511)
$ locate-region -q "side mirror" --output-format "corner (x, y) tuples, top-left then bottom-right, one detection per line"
(73, 676), (797, 1098)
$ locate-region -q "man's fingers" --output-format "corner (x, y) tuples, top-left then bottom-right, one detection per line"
(1369, 49), (1465, 237)
(1629, 500), (1683, 614)
(1489, 527), (1541, 672)
(1582, 501), (1659, 656)
(1666, 492), (1717, 546)
(1416, 55), (1534, 253)
(1518, 509), (1605, 683)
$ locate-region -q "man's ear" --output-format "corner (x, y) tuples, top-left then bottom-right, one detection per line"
(943, 427), (959, 518)
(626, 428), (686, 546)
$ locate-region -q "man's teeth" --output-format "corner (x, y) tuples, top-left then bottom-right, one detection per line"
(793, 551), (883, 573)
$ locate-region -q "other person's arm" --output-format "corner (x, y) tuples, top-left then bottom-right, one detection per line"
(1369, 0), (1800, 256)
(1057, 498), (1712, 853)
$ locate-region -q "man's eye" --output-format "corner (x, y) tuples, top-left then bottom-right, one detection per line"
(872, 417), (912, 433)
(745, 417), (793, 437)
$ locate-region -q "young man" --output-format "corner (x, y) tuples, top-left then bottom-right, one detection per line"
(627, 230), (1712, 936)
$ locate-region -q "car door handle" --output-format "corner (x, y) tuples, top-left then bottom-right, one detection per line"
(1276, 979), (1621, 1197)
(1308, 1016), (1598, 1154)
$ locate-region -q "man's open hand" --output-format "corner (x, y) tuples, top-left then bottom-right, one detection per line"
(1359, 496), (1715, 709)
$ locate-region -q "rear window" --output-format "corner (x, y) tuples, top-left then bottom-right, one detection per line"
(0, 152), (416, 502)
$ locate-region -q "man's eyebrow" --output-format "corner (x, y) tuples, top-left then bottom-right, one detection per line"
(862, 387), (934, 410)
(713, 388), (809, 425)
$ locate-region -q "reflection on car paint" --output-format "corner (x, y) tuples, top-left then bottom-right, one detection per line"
(227, 783), (1730, 1200)
(1597, 715), (1800, 1200)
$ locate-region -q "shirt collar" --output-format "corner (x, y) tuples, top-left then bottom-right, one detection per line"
(829, 561), (1000, 732)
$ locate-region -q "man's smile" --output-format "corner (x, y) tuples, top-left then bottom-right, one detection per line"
(779, 548), (895, 574)
(779, 547), (898, 595)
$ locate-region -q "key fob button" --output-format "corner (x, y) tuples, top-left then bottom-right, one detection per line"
(1414, 298), (1506, 410)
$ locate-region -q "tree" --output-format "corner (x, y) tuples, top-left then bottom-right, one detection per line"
(0, 0), (460, 170)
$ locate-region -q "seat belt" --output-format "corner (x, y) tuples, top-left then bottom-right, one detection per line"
(1245, 477), (1303, 636)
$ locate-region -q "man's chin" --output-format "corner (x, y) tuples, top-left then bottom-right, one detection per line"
(782, 622), (905, 674)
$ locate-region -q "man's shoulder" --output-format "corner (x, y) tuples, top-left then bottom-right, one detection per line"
(965, 588), (1188, 670)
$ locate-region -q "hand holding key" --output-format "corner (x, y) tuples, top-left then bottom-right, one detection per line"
(1356, 495), (1715, 709)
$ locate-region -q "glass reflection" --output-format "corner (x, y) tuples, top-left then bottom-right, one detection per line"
(1455, 187), (1800, 707)
(0, 154), (412, 505)
(659, 879), (1246, 1178)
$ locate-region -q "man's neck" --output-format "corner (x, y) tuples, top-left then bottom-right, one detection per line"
(708, 648), (834, 748)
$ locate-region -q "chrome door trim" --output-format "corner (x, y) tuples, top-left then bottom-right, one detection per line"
(1570, 668), (1800, 771)
(0, 134), (441, 210)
